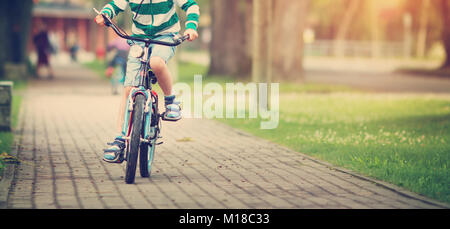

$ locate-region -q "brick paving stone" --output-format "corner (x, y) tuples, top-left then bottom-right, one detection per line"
(3, 64), (449, 209)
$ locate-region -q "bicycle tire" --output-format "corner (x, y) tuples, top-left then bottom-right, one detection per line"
(125, 94), (145, 184)
(139, 138), (156, 178)
(140, 99), (158, 178)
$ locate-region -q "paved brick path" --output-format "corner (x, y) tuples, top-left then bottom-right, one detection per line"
(4, 64), (449, 209)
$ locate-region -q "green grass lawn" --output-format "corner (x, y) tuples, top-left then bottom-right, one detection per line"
(0, 80), (26, 177)
(85, 60), (450, 204)
(178, 62), (450, 204)
(84, 59), (108, 79)
(222, 93), (449, 203)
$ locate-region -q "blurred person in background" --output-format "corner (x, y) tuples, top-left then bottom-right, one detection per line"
(106, 36), (130, 95)
(67, 31), (79, 62)
(33, 21), (54, 79)
(48, 31), (60, 54)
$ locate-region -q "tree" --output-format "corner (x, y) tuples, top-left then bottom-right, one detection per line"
(0, 3), (7, 77)
(209, 0), (310, 81)
(208, 0), (252, 77)
(369, 0), (382, 58)
(440, 0), (450, 68)
(416, 0), (431, 58)
(333, 0), (361, 57)
(252, 0), (272, 83)
(271, 0), (310, 81)
(0, 0), (34, 78)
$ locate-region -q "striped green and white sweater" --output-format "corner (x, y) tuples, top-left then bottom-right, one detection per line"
(101, 0), (200, 38)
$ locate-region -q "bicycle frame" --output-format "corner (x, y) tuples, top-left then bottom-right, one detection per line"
(121, 44), (159, 144)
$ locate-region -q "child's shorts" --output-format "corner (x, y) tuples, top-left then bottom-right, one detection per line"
(124, 34), (177, 87)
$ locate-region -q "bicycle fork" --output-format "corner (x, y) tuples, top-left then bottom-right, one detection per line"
(121, 88), (160, 145)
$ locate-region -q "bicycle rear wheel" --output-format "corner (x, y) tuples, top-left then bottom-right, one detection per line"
(125, 94), (145, 184)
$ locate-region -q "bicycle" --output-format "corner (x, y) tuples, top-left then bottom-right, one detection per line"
(95, 10), (188, 184)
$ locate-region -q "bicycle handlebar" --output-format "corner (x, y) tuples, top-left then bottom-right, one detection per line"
(98, 12), (189, 46)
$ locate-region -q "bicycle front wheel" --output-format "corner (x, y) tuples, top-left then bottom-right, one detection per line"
(140, 127), (156, 178)
(125, 94), (145, 184)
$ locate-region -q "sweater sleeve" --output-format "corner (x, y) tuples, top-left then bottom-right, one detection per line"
(175, 0), (200, 31)
(101, 0), (128, 19)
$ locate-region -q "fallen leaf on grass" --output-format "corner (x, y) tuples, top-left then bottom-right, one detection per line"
(176, 137), (194, 142)
(0, 152), (21, 164)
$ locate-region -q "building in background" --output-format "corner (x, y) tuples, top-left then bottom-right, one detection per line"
(29, 0), (108, 62)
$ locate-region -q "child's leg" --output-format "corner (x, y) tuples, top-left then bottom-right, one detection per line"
(103, 46), (141, 162)
(150, 56), (173, 96)
(104, 85), (132, 163)
(117, 86), (133, 133)
(150, 57), (181, 120)
(149, 35), (181, 120)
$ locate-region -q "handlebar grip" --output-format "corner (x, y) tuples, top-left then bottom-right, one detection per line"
(175, 35), (190, 44)
(101, 14), (112, 27)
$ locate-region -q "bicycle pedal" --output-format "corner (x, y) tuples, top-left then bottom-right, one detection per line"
(156, 141), (164, 145)
(161, 117), (180, 122)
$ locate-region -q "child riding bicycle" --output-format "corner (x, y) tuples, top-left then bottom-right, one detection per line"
(95, 0), (199, 163)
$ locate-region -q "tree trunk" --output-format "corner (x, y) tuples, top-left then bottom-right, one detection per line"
(0, 3), (7, 77)
(416, 0), (430, 58)
(252, 0), (272, 83)
(7, 0), (34, 63)
(333, 0), (360, 57)
(440, 0), (450, 68)
(0, 0), (33, 79)
(271, 0), (310, 81)
(208, 0), (252, 77)
(369, 0), (382, 58)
